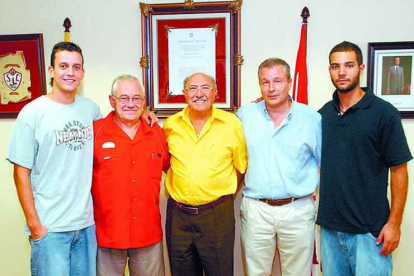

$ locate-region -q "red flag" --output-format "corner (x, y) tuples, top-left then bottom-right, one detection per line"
(292, 19), (320, 276)
(292, 24), (308, 104)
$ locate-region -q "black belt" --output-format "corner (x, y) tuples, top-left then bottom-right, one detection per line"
(257, 195), (310, 207)
(170, 195), (232, 215)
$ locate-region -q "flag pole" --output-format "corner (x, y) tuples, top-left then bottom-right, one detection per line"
(300, 10), (319, 275)
(63, 18), (72, 42)
(301, 7), (310, 51)
(292, 7), (310, 104)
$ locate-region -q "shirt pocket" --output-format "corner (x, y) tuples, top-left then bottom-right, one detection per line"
(98, 148), (122, 162)
(277, 143), (307, 177)
(148, 151), (163, 180)
(208, 143), (232, 170)
(96, 148), (123, 178)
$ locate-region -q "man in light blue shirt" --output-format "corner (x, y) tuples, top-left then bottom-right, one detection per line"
(237, 58), (321, 276)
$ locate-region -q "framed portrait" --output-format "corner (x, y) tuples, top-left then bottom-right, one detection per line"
(0, 33), (46, 118)
(367, 41), (414, 118)
(140, 0), (243, 117)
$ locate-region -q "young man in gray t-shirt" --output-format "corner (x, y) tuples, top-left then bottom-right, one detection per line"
(7, 41), (101, 276)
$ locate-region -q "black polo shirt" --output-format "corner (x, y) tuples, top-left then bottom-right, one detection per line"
(316, 88), (412, 236)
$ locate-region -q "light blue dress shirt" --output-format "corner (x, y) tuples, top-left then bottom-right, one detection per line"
(237, 100), (321, 199)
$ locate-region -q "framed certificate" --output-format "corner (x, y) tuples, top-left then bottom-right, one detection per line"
(140, 0), (243, 117)
(0, 33), (46, 118)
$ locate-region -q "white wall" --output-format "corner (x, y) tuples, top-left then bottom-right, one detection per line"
(1, 0), (414, 275)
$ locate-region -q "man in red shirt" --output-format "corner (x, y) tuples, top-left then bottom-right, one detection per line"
(92, 74), (170, 276)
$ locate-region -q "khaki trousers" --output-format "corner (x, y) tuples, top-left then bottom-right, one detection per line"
(241, 196), (315, 276)
(97, 242), (165, 276)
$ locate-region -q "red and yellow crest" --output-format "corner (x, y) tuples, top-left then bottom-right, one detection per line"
(0, 51), (32, 104)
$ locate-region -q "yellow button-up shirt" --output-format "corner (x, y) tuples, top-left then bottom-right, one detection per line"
(163, 106), (248, 205)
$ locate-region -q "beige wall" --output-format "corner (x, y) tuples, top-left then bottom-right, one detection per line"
(1, 0), (414, 275)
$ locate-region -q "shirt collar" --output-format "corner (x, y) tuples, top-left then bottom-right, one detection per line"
(102, 112), (118, 134)
(260, 96), (294, 121)
(180, 105), (225, 123)
(103, 111), (152, 136)
(332, 87), (374, 111)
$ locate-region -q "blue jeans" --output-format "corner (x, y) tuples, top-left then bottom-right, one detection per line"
(30, 224), (97, 276)
(320, 227), (392, 276)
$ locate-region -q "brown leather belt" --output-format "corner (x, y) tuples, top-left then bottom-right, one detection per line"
(258, 195), (310, 207)
(169, 195), (232, 215)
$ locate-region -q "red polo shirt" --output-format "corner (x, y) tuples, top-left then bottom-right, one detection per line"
(92, 112), (170, 249)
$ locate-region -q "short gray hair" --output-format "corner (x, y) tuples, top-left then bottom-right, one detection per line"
(111, 74), (142, 95)
(258, 58), (291, 80)
(183, 72), (217, 89)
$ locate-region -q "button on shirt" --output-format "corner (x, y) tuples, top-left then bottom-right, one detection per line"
(237, 101), (321, 199)
(163, 106), (248, 205)
(92, 112), (170, 249)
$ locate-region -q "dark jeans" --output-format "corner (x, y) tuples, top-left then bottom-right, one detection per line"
(166, 196), (235, 276)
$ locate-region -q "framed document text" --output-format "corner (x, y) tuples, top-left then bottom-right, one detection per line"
(0, 33), (46, 118)
(140, 0), (243, 117)
(367, 41), (414, 118)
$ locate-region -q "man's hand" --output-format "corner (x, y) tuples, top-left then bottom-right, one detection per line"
(377, 221), (401, 256)
(29, 224), (48, 240)
(252, 97), (263, 103)
(376, 163), (409, 256)
(13, 164), (48, 241)
(141, 108), (159, 127)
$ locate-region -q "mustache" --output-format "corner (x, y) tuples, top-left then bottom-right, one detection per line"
(191, 96), (207, 102)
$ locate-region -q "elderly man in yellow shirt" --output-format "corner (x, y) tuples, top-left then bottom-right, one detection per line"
(163, 72), (247, 276)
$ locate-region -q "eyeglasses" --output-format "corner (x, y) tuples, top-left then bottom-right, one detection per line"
(185, 85), (214, 94)
(112, 95), (145, 105)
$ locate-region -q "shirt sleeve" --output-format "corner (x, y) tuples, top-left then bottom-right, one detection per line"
(232, 118), (248, 174)
(163, 118), (172, 139)
(93, 103), (103, 121)
(380, 108), (412, 167)
(314, 114), (322, 167)
(7, 118), (37, 169)
(155, 125), (171, 171)
(236, 106), (244, 121)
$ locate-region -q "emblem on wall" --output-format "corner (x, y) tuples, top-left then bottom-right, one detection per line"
(0, 51), (32, 105)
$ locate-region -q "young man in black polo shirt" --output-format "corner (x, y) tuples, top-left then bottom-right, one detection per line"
(317, 41), (412, 276)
